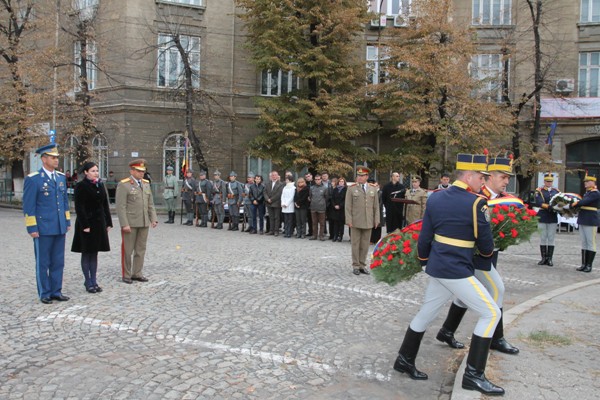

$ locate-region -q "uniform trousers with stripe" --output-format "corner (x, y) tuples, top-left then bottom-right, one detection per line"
(453, 265), (505, 308)
(121, 227), (149, 279)
(538, 222), (556, 246)
(579, 224), (597, 251)
(410, 275), (501, 338)
(34, 235), (66, 299)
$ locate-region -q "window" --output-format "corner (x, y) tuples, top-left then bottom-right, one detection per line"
(470, 54), (506, 102)
(159, 0), (203, 5)
(581, 0), (600, 22)
(579, 52), (600, 97)
(248, 157), (272, 178)
(74, 40), (97, 91)
(164, 133), (193, 180)
(366, 45), (390, 85)
(157, 34), (201, 89)
(260, 70), (298, 96)
(74, 0), (98, 20)
(63, 135), (79, 175)
(368, 0), (412, 16)
(92, 134), (108, 179)
(472, 0), (511, 25)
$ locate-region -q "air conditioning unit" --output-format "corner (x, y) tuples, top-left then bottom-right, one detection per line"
(555, 79), (574, 93)
(370, 15), (387, 29)
(394, 14), (408, 27)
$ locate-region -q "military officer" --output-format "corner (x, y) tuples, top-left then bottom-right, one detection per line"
(116, 159), (158, 284)
(194, 170), (212, 227)
(405, 176), (428, 224)
(345, 165), (380, 275)
(226, 171), (244, 231)
(243, 172), (255, 232)
(573, 174), (600, 273)
(163, 166), (178, 224)
(23, 144), (71, 304)
(181, 169), (196, 226)
(534, 173), (559, 266)
(393, 154), (504, 396)
(436, 157), (519, 355)
(211, 170), (226, 229)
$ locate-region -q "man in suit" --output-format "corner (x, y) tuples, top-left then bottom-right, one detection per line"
(116, 159), (158, 284)
(345, 165), (380, 275)
(264, 170), (284, 236)
(23, 144), (71, 304)
(382, 171), (406, 232)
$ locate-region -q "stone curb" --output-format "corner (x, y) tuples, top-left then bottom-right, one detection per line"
(450, 278), (600, 400)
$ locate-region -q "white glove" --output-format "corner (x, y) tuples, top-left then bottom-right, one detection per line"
(563, 204), (570, 210)
(552, 205), (561, 211)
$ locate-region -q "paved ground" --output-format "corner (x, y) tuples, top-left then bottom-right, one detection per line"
(0, 207), (596, 399)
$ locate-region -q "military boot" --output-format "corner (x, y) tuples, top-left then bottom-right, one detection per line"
(169, 211), (176, 223)
(164, 212), (171, 224)
(436, 303), (467, 349)
(393, 327), (428, 380)
(462, 335), (505, 396)
(537, 245), (547, 265)
(582, 251), (595, 273)
(546, 245), (555, 266)
(576, 249), (586, 271)
(231, 217), (239, 231)
(490, 309), (519, 355)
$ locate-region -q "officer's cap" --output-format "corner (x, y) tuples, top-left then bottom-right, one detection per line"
(411, 176), (422, 182)
(36, 144), (60, 157)
(198, 170), (206, 176)
(584, 174), (597, 182)
(129, 159), (147, 172)
(213, 169), (221, 176)
(356, 165), (370, 176)
(247, 172), (256, 178)
(455, 154), (489, 175)
(229, 171), (237, 177)
(487, 157), (514, 176)
(166, 166), (174, 171)
(543, 173), (554, 182)
(186, 169), (194, 174)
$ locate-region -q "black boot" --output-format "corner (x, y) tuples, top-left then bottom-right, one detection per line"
(546, 246), (554, 266)
(164, 213), (171, 224)
(583, 251), (595, 273)
(490, 310), (519, 355)
(576, 249), (586, 271)
(462, 335), (505, 396)
(436, 303), (467, 349)
(231, 217), (239, 231)
(393, 327), (428, 380)
(537, 245), (547, 265)
(170, 211), (176, 223)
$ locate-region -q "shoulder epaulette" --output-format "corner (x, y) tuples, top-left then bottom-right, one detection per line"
(56, 171), (65, 176)
(473, 193), (488, 201)
(142, 179), (150, 183)
(28, 171), (39, 177)
(120, 177), (130, 183)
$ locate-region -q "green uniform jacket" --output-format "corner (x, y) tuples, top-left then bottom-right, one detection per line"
(344, 183), (380, 229)
(163, 174), (179, 200)
(116, 177), (158, 228)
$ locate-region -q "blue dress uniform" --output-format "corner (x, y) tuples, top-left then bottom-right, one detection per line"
(574, 175), (600, 272)
(23, 144), (71, 303)
(393, 154), (504, 396)
(534, 174), (559, 265)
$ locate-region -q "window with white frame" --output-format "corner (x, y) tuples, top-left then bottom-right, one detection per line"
(74, 0), (98, 20)
(470, 54), (506, 102)
(581, 0), (600, 22)
(74, 40), (97, 91)
(157, 34), (201, 89)
(368, 0), (412, 16)
(159, 0), (203, 6)
(260, 70), (298, 96)
(579, 52), (599, 97)
(472, 0), (511, 25)
(92, 134), (108, 179)
(63, 135), (79, 175)
(164, 133), (192, 180)
(248, 157), (272, 178)
(366, 45), (390, 85)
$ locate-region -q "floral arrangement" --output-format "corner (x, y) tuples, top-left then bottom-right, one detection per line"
(549, 192), (582, 218)
(487, 198), (539, 251)
(370, 221), (423, 286)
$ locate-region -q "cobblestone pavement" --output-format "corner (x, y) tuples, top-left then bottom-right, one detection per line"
(0, 208), (595, 399)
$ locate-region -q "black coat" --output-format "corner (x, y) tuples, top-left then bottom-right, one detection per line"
(71, 178), (113, 253)
(330, 186), (347, 221)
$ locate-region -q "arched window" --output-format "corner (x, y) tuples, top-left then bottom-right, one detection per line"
(63, 135), (79, 176)
(92, 134), (108, 179)
(163, 133), (192, 180)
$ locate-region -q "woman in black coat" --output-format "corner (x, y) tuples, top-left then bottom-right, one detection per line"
(71, 162), (112, 293)
(330, 177), (347, 242)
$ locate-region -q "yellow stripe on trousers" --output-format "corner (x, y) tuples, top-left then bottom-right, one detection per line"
(467, 276), (498, 337)
(482, 271), (499, 302)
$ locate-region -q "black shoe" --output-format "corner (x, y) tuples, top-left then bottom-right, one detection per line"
(353, 269), (360, 275)
(40, 297), (53, 304)
(490, 337), (519, 355)
(94, 286), (103, 293)
(436, 327), (465, 349)
(50, 295), (70, 301)
(359, 268), (370, 275)
(122, 278), (133, 284)
(185, 221), (193, 226)
(131, 276), (149, 282)
(462, 364), (505, 396)
(86, 287), (97, 293)
(309, 237), (317, 241)
(393, 353), (428, 380)
(537, 245), (547, 265)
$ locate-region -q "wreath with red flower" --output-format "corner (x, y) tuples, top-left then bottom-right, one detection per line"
(487, 198), (539, 251)
(370, 221), (423, 286)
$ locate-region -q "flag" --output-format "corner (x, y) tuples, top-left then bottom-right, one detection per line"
(181, 137), (189, 176)
(545, 121), (557, 145)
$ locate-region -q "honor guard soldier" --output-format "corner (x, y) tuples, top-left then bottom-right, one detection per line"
(243, 172), (255, 232)
(226, 171), (244, 231)
(181, 169), (196, 226)
(23, 144), (71, 304)
(393, 154), (504, 396)
(572, 174), (600, 273)
(437, 157), (519, 356)
(534, 173), (559, 266)
(405, 176), (428, 224)
(211, 170), (226, 229)
(194, 170), (212, 227)
(163, 166), (178, 224)
(116, 159), (158, 284)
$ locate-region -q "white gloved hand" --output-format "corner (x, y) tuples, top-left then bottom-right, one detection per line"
(552, 205), (561, 211)
(563, 204), (570, 210)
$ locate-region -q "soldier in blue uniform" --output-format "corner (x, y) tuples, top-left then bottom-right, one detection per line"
(573, 175), (600, 273)
(393, 154), (504, 396)
(23, 144), (71, 304)
(436, 157), (519, 355)
(534, 173), (559, 266)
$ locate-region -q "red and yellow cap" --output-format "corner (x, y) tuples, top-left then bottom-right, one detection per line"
(356, 165), (371, 176)
(129, 159), (147, 172)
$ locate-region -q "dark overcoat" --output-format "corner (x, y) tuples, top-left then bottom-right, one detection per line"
(71, 178), (112, 253)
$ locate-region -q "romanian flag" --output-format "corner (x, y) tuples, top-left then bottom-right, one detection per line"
(181, 137), (190, 176)
(487, 197), (525, 209)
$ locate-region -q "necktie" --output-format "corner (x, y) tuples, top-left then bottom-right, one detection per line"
(138, 180), (143, 190)
(362, 184), (366, 193)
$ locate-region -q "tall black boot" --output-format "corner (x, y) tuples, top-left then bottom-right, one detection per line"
(231, 217), (239, 231)
(546, 245), (554, 266)
(393, 327), (428, 380)
(436, 303), (467, 349)
(168, 211), (175, 224)
(577, 249), (587, 271)
(462, 335), (505, 396)
(582, 251), (595, 273)
(537, 245), (547, 265)
(490, 309), (519, 354)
